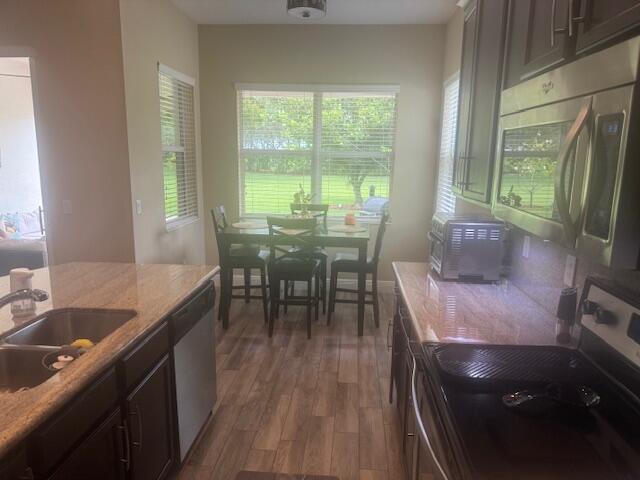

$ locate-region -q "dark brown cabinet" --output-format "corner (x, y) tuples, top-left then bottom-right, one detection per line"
(503, 0), (571, 89)
(126, 356), (174, 480)
(50, 409), (126, 480)
(453, 0), (509, 205)
(390, 287), (419, 480)
(0, 282), (216, 480)
(505, 0), (640, 89)
(575, 0), (640, 53)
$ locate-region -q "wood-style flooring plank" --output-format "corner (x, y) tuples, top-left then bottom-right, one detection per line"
(187, 403), (242, 467)
(359, 469), (388, 480)
(358, 363), (382, 408)
(235, 379), (274, 431)
(338, 342), (358, 384)
(177, 464), (214, 480)
(312, 371), (338, 417)
(330, 431), (359, 480)
(210, 429), (255, 480)
(244, 449), (277, 472)
(281, 386), (315, 441)
(273, 440), (306, 474)
(252, 394), (292, 451)
(319, 336), (340, 373)
(384, 418), (406, 480)
(301, 416), (335, 475)
(334, 382), (359, 434)
(359, 408), (388, 471)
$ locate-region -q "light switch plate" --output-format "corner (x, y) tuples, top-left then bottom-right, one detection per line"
(522, 235), (531, 258)
(564, 254), (577, 286)
(62, 200), (72, 215)
(136, 200), (143, 215)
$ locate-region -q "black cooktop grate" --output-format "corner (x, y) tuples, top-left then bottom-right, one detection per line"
(433, 344), (593, 385)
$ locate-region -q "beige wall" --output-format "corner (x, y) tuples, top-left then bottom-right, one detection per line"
(120, 0), (205, 265)
(0, 0), (135, 265)
(199, 25), (446, 280)
(443, 7), (464, 81)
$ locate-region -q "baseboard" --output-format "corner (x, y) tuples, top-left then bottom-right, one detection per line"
(230, 273), (394, 293)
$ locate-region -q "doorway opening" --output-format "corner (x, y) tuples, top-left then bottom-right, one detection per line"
(0, 57), (47, 276)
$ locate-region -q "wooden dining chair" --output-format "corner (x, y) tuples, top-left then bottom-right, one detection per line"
(267, 216), (321, 339)
(328, 210), (390, 327)
(211, 207), (269, 328)
(287, 203), (329, 314)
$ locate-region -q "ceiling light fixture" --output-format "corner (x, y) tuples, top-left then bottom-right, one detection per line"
(287, 0), (326, 19)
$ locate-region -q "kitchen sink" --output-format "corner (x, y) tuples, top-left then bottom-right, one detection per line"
(0, 346), (60, 393)
(3, 308), (137, 347)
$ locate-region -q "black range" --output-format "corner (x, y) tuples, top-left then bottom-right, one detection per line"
(412, 276), (640, 480)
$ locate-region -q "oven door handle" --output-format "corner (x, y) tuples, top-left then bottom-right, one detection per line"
(554, 97), (591, 248)
(411, 355), (450, 480)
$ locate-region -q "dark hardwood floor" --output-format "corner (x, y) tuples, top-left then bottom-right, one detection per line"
(177, 289), (408, 480)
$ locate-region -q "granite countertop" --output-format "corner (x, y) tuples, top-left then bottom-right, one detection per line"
(393, 262), (571, 346)
(0, 262), (218, 457)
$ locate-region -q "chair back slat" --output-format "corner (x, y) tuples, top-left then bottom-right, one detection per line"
(267, 216), (317, 263)
(211, 206), (231, 266)
(371, 211), (390, 266)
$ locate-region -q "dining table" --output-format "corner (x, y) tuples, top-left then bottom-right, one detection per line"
(222, 220), (371, 336)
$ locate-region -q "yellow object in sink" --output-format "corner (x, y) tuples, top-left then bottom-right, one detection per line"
(70, 338), (95, 349)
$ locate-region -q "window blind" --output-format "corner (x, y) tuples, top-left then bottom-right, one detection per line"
(435, 75), (460, 214)
(238, 90), (313, 215)
(237, 87), (398, 217)
(159, 65), (198, 228)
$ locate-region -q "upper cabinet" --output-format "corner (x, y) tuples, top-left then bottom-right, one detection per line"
(575, 0), (640, 53)
(504, 0), (640, 89)
(503, 0), (571, 88)
(453, 0), (509, 205)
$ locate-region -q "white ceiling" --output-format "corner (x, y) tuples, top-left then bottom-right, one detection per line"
(171, 0), (459, 25)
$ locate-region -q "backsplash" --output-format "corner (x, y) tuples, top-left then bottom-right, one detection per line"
(506, 226), (640, 316)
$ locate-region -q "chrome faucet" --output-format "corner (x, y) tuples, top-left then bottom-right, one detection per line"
(0, 289), (49, 310)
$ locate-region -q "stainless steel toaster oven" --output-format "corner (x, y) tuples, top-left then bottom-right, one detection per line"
(429, 213), (504, 282)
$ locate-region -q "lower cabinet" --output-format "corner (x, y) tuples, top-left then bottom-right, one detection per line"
(390, 286), (416, 480)
(50, 409), (126, 480)
(1, 282), (216, 480)
(126, 356), (174, 480)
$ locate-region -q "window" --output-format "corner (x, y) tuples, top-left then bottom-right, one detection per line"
(159, 64), (198, 228)
(237, 85), (398, 217)
(435, 74), (460, 214)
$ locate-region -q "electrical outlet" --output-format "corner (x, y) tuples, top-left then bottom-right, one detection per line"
(522, 235), (531, 258)
(564, 254), (577, 286)
(62, 199), (72, 215)
(136, 200), (143, 215)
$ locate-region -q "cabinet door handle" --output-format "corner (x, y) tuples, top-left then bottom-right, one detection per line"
(130, 404), (144, 453)
(118, 422), (131, 471)
(553, 0), (585, 44)
(551, 0), (564, 47)
(387, 320), (393, 350)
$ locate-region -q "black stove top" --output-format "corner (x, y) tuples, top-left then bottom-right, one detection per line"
(422, 340), (640, 480)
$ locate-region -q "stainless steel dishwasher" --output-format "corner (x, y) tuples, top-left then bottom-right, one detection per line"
(172, 283), (216, 462)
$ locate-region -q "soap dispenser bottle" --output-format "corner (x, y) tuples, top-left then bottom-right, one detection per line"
(10, 268), (36, 317)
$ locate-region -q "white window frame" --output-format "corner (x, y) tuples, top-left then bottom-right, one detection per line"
(435, 73), (460, 214)
(159, 63), (199, 231)
(236, 83), (400, 220)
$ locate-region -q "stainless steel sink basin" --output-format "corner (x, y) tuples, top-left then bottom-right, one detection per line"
(3, 308), (136, 347)
(0, 346), (60, 393)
